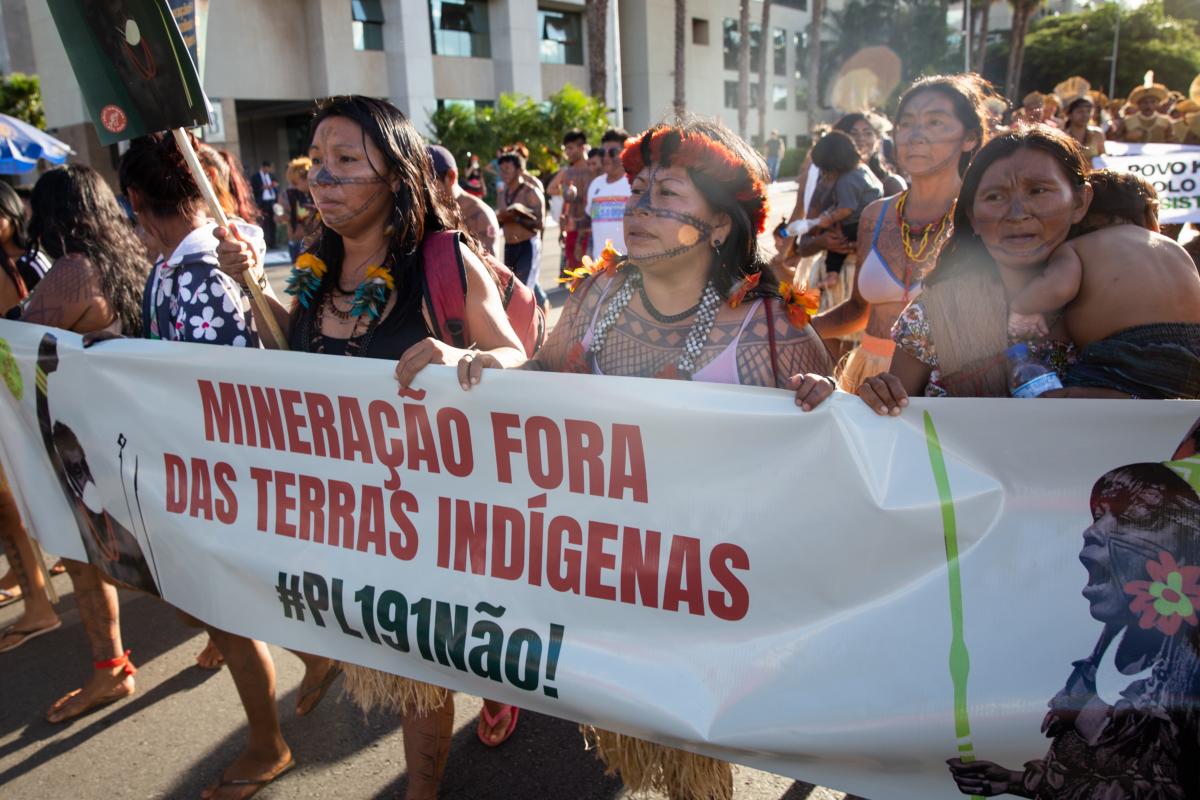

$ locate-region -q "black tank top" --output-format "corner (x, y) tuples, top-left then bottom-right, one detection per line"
(290, 288), (430, 360)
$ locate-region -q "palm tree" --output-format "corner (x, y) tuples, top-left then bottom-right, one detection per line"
(737, 0), (751, 137)
(806, 0), (824, 134)
(973, 0), (991, 73)
(674, 0), (686, 116)
(1004, 0), (1042, 98)
(757, 0), (772, 144)
(587, 0), (609, 104)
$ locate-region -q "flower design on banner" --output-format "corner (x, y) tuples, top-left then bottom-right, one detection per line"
(190, 306), (224, 342)
(1125, 551), (1200, 636)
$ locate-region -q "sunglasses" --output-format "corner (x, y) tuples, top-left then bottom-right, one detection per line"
(603, 147), (622, 158)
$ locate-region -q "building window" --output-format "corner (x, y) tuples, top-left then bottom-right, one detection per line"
(351, 0), (384, 51)
(722, 19), (761, 72)
(723, 81), (759, 109)
(539, 8), (583, 64)
(773, 28), (786, 76)
(692, 17), (710, 45)
(777, 0), (808, 10)
(793, 30), (807, 80)
(795, 84), (808, 110)
(773, 85), (788, 110)
(429, 0), (491, 58)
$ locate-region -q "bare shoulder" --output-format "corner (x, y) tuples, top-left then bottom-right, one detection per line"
(458, 192), (497, 221)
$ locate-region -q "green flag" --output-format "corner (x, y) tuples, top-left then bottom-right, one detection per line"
(47, 0), (209, 145)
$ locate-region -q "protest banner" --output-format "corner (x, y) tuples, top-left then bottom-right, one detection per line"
(2, 319), (1200, 799)
(1093, 141), (1200, 223)
(46, 0), (288, 350)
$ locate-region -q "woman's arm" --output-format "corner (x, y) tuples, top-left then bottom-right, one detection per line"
(394, 243), (527, 389)
(21, 255), (107, 333)
(809, 202), (878, 339)
(858, 349), (931, 415)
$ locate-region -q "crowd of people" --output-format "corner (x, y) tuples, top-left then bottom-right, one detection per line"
(0, 66), (1199, 799)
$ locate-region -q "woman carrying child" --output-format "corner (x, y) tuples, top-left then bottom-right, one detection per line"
(810, 74), (990, 392)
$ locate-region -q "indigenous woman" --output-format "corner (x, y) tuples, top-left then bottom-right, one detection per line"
(280, 156), (319, 262)
(1065, 97), (1106, 160)
(811, 74), (989, 393)
(216, 95), (526, 800)
(948, 421), (1200, 798)
(833, 112), (906, 196)
(0, 182), (49, 316)
(453, 118), (835, 800)
(15, 165), (150, 716)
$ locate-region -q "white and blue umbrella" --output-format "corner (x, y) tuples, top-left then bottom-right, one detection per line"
(0, 113), (72, 174)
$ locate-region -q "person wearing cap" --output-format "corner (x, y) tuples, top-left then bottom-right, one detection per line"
(427, 144), (502, 258)
(1122, 84), (1174, 143)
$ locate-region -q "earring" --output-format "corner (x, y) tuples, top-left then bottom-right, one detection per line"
(711, 238), (722, 256)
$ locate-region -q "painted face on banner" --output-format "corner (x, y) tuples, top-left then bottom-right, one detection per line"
(968, 148), (1090, 270)
(1081, 468), (1188, 624)
(307, 116), (393, 235)
(894, 90), (976, 179)
(624, 165), (729, 266)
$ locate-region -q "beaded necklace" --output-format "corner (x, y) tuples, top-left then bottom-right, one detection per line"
(895, 190), (954, 264)
(587, 268), (722, 376)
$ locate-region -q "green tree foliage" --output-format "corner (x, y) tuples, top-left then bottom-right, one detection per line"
(820, 0), (957, 107)
(982, 1), (1200, 99)
(0, 72), (46, 128)
(428, 84), (610, 184)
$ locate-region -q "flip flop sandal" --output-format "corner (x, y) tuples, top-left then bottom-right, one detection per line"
(295, 663), (342, 717)
(477, 703), (520, 747)
(0, 588), (21, 609)
(211, 758), (295, 800)
(0, 619), (62, 653)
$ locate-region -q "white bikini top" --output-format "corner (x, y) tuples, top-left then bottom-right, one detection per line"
(857, 196), (923, 305)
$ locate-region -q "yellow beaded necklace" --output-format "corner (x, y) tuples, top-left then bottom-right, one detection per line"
(896, 190), (954, 264)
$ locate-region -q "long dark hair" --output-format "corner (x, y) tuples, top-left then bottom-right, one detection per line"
(119, 132), (206, 219)
(0, 182), (31, 295)
(833, 112), (898, 184)
(29, 165), (149, 336)
(896, 74), (991, 176)
(927, 124), (1090, 287)
(306, 95), (464, 314)
(624, 116), (770, 295)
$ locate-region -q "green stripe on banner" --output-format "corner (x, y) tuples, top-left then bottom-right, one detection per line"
(923, 411), (983, 800)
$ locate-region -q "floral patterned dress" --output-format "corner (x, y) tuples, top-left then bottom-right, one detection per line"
(144, 223), (261, 348)
(892, 297), (1076, 396)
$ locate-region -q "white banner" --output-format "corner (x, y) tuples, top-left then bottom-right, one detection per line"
(1093, 141), (1200, 223)
(3, 318), (1200, 800)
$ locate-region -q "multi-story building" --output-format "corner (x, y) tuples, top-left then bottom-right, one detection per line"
(1, 0), (823, 185)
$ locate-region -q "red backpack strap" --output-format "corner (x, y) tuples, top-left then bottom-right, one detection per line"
(420, 231), (469, 347)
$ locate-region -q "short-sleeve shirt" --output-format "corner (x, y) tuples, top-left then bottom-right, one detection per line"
(833, 164), (884, 228)
(145, 222), (261, 347)
(586, 174), (631, 259)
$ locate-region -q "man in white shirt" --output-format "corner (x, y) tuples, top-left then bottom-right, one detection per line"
(584, 129), (631, 259)
(249, 161), (279, 249)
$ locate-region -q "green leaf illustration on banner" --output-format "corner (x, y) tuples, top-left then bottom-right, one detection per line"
(924, 411), (983, 800)
(46, 0), (209, 145)
(0, 339), (21, 401)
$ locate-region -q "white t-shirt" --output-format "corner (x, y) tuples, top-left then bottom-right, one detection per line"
(586, 174), (630, 259)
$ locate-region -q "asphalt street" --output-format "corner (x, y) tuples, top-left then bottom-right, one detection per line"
(0, 181), (873, 800)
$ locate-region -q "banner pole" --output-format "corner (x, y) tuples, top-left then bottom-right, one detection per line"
(170, 128), (289, 351)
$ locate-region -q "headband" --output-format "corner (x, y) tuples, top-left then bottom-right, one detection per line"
(621, 127), (769, 234)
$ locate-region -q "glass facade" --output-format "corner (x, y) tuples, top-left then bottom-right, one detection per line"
(429, 0), (491, 58)
(351, 0), (384, 51)
(539, 8), (583, 64)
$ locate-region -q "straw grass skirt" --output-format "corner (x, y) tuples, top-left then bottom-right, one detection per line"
(342, 663), (449, 716)
(582, 727), (733, 800)
(835, 341), (893, 394)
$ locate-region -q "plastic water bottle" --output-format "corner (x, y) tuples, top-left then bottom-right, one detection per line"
(1007, 343), (1063, 398)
